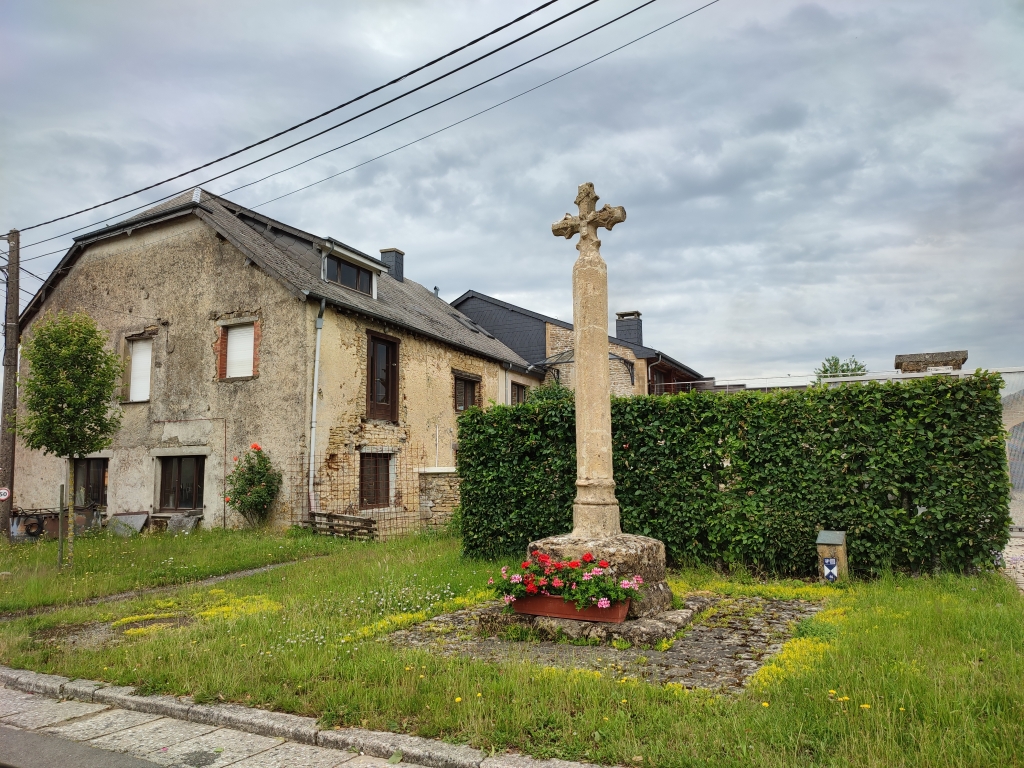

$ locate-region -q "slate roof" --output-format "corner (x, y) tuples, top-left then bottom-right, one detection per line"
(451, 289), (703, 379)
(21, 189), (531, 370)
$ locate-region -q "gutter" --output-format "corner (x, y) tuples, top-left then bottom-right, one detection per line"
(308, 296), (327, 520)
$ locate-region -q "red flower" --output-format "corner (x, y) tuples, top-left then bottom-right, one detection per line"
(599, 560), (610, 568)
(525, 583), (539, 594)
(521, 561), (531, 569)
(538, 577), (548, 587)
(225, 496), (230, 502)
(251, 442), (262, 451)
(233, 456), (238, 462)
(568, 560), (580, 568)
(582, 553), (595, 563)
(537, 553), (552, 565)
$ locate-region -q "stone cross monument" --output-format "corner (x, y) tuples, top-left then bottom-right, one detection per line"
(529, 182), (672, 618)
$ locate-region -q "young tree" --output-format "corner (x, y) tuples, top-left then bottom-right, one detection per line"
(815, 355), (868, 382)
(17, 312), (123, 568)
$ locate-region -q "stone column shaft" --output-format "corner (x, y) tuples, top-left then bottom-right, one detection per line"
(571, 238), (621, 538)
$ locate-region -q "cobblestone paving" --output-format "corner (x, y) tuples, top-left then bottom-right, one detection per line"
(389, 594), (821, 690)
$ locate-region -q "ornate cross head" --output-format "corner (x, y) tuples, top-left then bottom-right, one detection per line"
(551, 182), (626, 244)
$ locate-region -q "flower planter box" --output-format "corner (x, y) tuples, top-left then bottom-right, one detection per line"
(513, 594), (630, 623)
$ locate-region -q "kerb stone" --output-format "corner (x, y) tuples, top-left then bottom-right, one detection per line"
(318, 728), (483, 768)
(188, 702), (319, 745)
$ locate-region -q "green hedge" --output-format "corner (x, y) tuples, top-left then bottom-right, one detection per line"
(457, 373), (1010, 574)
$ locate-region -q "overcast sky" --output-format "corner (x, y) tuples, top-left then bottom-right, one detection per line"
(2, 0), (1022, 380)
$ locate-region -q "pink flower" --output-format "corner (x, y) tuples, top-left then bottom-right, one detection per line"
(503, 595), (516, 604)
(501, 566), (508, 575)
(510, 574), (522, 584)
(571, 583), (577, 590)
(487, 578), (494, 585)
(551, 577), (564, 588)
(582, 573), (592, 581)
(632, 575), (644, 586)
(597, 597), (611, 609)
(590, 567), (604, 575)
(620, 579), (633, 589)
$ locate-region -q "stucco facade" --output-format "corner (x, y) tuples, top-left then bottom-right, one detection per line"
(13, 189), (538, 532)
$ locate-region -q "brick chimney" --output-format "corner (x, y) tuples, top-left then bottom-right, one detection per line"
(615, 311), (643, 346)
(379, 248), (404, 282)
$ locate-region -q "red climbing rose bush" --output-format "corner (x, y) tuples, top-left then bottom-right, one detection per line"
(225, 443), (282, 527)
(492, 550), (644, 611)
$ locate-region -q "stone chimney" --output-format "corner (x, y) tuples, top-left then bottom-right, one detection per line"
(379, 248), (405, 282)
(615, 311), (643, 346)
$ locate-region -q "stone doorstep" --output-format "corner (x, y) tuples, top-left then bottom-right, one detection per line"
(0, 666), (599, 768)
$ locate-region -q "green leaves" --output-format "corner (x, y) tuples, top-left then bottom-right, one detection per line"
(17, 311), (124, 459)
(226, 447), (282, 527)
(458, 373), (1010, 575)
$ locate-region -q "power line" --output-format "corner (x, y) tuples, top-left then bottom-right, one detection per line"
(21, 0), (656, 251)
(19, 0), (590, 235)
(247, 0), (726, 209)
(9, 0), (723, 312)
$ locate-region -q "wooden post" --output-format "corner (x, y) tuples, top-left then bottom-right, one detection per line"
(816, 530), (848, 582)
(0, 229), (19, 543)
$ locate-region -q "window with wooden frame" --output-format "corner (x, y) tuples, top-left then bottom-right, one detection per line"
(510, 382), (528, 405)
(73, 458), (108, 508)
(325, 254), (372, 295)
(359, 453), (391, 509)
(366, 333), (399, 422)
(453, 370), (482, 413)
(160, 456), (205, 511)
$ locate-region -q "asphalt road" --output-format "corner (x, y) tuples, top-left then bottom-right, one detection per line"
(0, 724), (160, 768)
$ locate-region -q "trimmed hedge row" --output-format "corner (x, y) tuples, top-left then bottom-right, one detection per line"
(457, 373), (1010, 574)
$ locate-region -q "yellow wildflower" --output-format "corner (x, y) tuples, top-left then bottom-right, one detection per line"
(762, 702), (769, 707)
(860, 704), (870, 710)
(455, 697), (462, 703)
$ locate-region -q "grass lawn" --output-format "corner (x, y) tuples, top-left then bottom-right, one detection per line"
(0, 526), (345, 613)
(0, 532), (1021, 767)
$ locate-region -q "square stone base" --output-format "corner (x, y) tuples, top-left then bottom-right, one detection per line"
(527, 533), (673, 618)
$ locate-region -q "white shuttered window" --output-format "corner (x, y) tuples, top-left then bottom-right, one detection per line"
(226, 324), (255, 378)
(129, 339), (152, 401)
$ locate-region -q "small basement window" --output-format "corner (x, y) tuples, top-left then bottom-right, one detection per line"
(325, 254), (372, 295)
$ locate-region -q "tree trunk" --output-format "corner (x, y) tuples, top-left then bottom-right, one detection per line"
(65, 458), (74, 571)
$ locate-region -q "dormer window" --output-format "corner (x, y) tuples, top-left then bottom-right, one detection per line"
(325, 254), (372, 295)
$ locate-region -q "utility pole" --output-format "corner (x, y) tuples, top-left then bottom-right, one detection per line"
(0, 229), (19, 543)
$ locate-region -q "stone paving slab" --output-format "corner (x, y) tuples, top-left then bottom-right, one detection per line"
(142, 726), (282, 767)
(87, 716), (219, 756)
(0, 686), (37, 717)
(43, 707), (163, 741)
(228, 741), (359, 768)
(0, 698), (108, 729)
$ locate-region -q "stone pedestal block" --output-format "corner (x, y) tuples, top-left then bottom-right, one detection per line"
(527, 532), (673, 618)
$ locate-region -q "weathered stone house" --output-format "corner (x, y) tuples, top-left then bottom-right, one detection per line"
(15, 189), (540, 530)
(451, 292), (704, 397)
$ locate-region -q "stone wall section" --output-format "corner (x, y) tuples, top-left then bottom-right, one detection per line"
(418, 469), (460, 527)
(544, 323), (647, 397)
